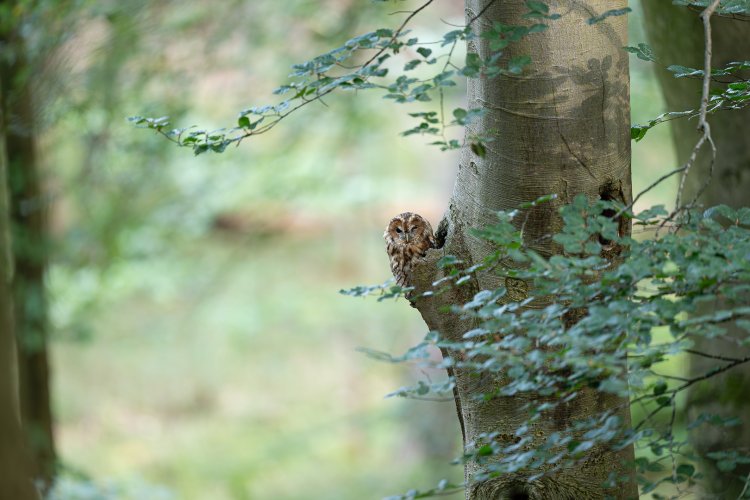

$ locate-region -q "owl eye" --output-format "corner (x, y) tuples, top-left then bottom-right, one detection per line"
(395, 227), (403, 233)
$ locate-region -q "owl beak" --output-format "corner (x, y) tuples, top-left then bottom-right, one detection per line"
(404, 233), (411, 243)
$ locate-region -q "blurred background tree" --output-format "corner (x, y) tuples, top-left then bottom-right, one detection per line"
(2, 0), (684, 498)
(0, 57), (39, 500)
(642, 2), (750, 497)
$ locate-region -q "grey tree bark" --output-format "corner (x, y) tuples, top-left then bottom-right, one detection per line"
(410, 1), (637, 498)
(641, 2), (750, 498)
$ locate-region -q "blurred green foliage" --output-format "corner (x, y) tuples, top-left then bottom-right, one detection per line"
(26, 0), (678, 498)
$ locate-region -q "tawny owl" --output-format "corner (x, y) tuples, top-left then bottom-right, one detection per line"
(384, 212), (436, 287)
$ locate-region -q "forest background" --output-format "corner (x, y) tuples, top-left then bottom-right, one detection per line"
(6, 1), (680, 498)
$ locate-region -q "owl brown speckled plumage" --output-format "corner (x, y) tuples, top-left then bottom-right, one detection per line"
(384, 212), (436, 287)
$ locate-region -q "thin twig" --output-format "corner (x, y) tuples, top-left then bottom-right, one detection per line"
(673, 354), (750, 393)
(673, 0), (721, 212)
(403, 395), (456, 402)
(684, 348), (747, 363)
(468, 0), (500, 26)
(737, 470), (750, 500)
(633, 354), (750, 433)
(363, 0), (436, 68)
(614, 165), (687, 220)
(651, 372), (690, 382)
(669, 401), (679, 494)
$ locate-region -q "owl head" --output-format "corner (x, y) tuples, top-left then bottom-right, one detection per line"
(384, 212), (435, 249)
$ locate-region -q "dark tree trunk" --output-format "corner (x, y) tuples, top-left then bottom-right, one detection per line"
(1, 18), (56, 491)
(0, 71), (41, 500)
(641, 2), (750, 497)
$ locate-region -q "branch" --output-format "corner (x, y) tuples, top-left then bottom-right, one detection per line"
(684, 349), (748, 363)
(468, 0), (500, 26)
(686, 4), (750, 21)
(135, 0), (442, 153)
(673, 354), (750, 392)
(673, 0), (721, 212)
(362, 0), (436, 67)
(738, 471), (750, 500)
(633, 353), (750, 433)
(614, 165), (687, 220)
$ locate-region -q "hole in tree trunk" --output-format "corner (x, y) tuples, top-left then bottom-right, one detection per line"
(598, 182), (627, 251)
(598, 204), (617, 246)
(435, 216), (448, 249)
(508, 489), (530, 500)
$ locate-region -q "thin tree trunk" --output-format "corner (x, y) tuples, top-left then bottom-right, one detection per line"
(1, 20), (56, 489)
(6, 61), (56, 490)
(411, 1), (636, 498)
(0, 74), (40, 500)
(641, 3), (750, 497)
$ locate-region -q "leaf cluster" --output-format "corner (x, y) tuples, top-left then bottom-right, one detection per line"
(673, 0), (750, 15)
(131, 1), (565, 156)
(360, 196), (750, 497)
(629, 56), (750, 141)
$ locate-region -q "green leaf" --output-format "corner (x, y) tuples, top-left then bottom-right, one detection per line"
(676, 464), (695, 477)
(717, 460), (737, 472)
(656, 396), (671, 407)
(631, 125), (648, 142)
(453, 108), (468, 120)
(652, 381), (668, 396)
(587, 7), (631, 24)
(667, 64), (703, 78)
(624, 43), (656, 62)
(404, 60), (421, 71)
(375, 28), (393, 38)
(470, 142), (487, 158)
(527, 24), (548, 34)
(476, 444), (494, 456)
(462, 53), (483, 77)
(416, 47), (432, 58)
(507, 55), (532, 74)
(526, 1), (549, 13)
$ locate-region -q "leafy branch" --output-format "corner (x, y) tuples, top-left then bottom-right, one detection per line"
(352, 195), (750, 496)
(131, 0), (564, 156)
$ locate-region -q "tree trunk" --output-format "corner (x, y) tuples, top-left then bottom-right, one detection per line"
(5, 55), (57, 491)
(641, 2), (750, 497)
(0, 74), (40, 500)
(411, 1), (636, 498)
(1, 18), (56, 489)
